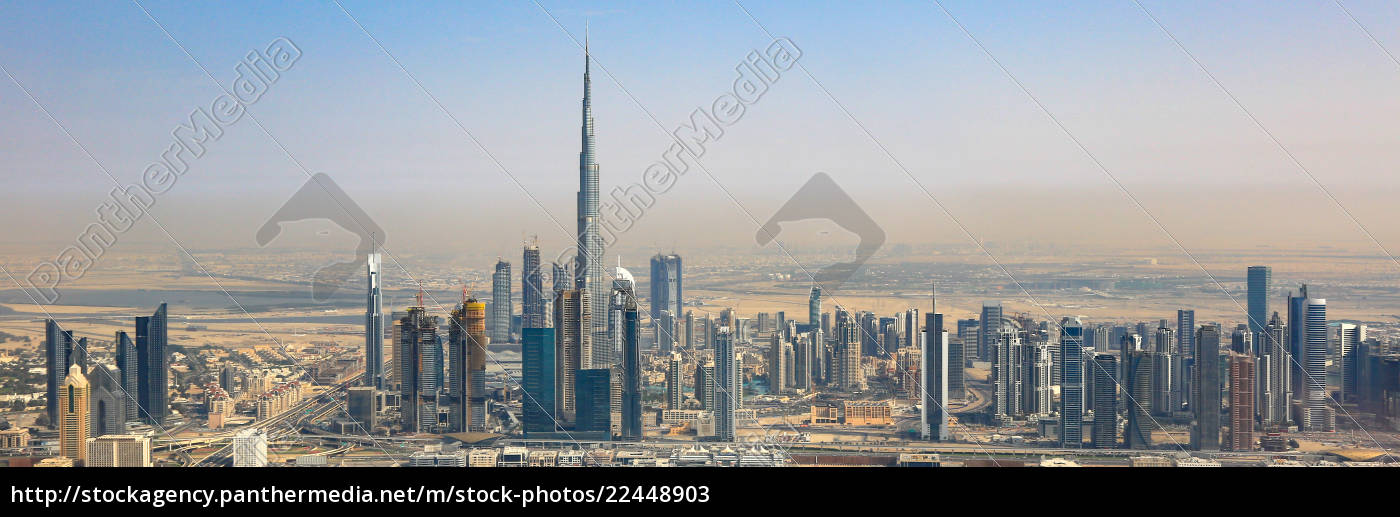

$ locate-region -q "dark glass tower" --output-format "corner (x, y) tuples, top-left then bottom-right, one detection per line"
(44, 319), (76, 428)
(114, 330), (138, 421)
(521, 327), (557, 435)
(522, 243), (546, 329)
(1059, 317), (1084, 448)
(621, 292), (642, 440)
(649, 253), (682, 323)
(1192, 324), (1221, 450)
(574, 368), (612, 434)
(135, 303), (168, 426)
(1091, 354), (1118, 449)
(1247, 266), (1271, 335)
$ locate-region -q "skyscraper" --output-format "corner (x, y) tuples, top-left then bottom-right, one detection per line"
(59, 364), (89, 464)
(1247, 266), (1271, 335)
(397, 303), (439, 433)
(1176, 309), (1195, 357)
(714, 329), (738, 442)
(1192, 324), (1221, 451)
(808, 286), (821, 326)
(365, 250), (384, 389)
(1123, 350), (1154, 449)
(922, 312), (950, 441)
(521, 327), (558, 435)
(554, 289), (590, 422)
(574, 368), (612, 435)
(649, 253), (682, 324)
(1338, 323), (1361, 403)
(980, 301), (1004, 364)
(45, 319), (76, 427)
(1298, 296), (1333, 431)
(114, 330), (138, 422)
(1260, 312), (1290, 428)
(135, 303), (168, 426)
(1060, 317), (1084, 448)
(491, 259), (512, 344)
(1228, 353), (1256, 451)
(448, 297), (488, 433)
(667, 353), (684, 410)
(522, 243), (546, 329)
(1091, 354), (1118, 449)
(621, 289), (642, 440)
(604, 265), (635, 368)
(835, 307), (863, 391)
(576, 38), (607, 354)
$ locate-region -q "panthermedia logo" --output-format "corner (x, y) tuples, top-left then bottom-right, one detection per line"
(256, 173), (384, 301)
(756, 172), (884, 293)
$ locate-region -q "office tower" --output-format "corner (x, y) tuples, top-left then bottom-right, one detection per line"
(86, 434), (152, 467)
(135, 303), (168, 426)
(1192, 324), (1222, 451)
(1152, 326), (1176, 416)
(980, 301), (1004, 363)
(1259, 312), (1290, 427)
(1091, 354), (1118, 449)
(649, 253), (683, 323)
(347, 386), (377, 431)
(714, 329), (738, 442)
(575, 369), (612, 434)
(1228, 354), (1256, 451)
(1176, 309), (1195, 357)
(59, 364), (90, 463)
(768, 332), (787, 394)
(947, 337), (966, 401)
(793, 332), (813, 391)
(808, 286), (822, 326)
(551, 262), (569, 296)
(522, 243), (546, 329)
(902, 308), (920, 356)
(231, 428), (269, 467)
(554, 289), (590, 421)
(365, 250), (384, 389)
(684, 311), (695, 349)
(521, 327), (558, 434)
(1123, 350), (1154, 449)
(696, 362), (716, 410)
(666, 353), (684, 410)
(1026, 343), (1053, 416)
(447, 297), (487, 433)
(490, 260), (512, 344)
(1247, 266), (1271, 335)
(1229, 324), (1252, 355)
(1060, 317), (1084, 448)
(88, 364), (126, 436)
(835, 308), (863, 391)
(1287, 285), (1309, 399)
(397, 303), (439, 432)
(576, 41), (607, 354)
(923, 312), (950, 441)
(45, 320), (76, 427)
(604, 266), (635, 368)
(621, 291), (642, 440)
(1338, 323), (1361, 403)
(821, 312), (832, 339)
(114, 330), (138, 421)
(1298, 296), (1333, 431)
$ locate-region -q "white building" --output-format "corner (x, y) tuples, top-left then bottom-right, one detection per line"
(233, 428), (269, 467)
(86, 434), (152, 467)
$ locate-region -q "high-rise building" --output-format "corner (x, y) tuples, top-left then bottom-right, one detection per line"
(59, 364), (90, 464)
(649, 253), (683, 324)
(1298, 295), (1333, 431)
(1259, 312), (1290, 428)
(1247, 266), (1271, 335)
(621, 290), (642, 440)
(347, 386), (377, 431)
(576, 40), (607, 355)
(554, 289), (590, 421)
(923, 312), (950, 441)
(232, 428), (268, 467)
(768, 332), (787, 394)
(114, 330), (138, 421)
(397, 304), (439, 432)
(88, 363), (127, 436)
(45, 319), (76, 428)
(1123, 350), (1154, 449)
(696, 362), (716, 411)
(980, 301), (1004, 364)
(714, 329), (738, 442)
(1192, 324), (1222, 451)
(605, 265), (635, 367)
(808, 286), (822, 326)
(522, 243), (546, 329)
(1091, 354), (1118, 449)
(667, 353), (684, 410)
(1228, 353), (1256, 451)
(491, 260), (512, 344)
(1176, 309), (1195, 357)
(448, 297), (488, 433)
(835, 308), (863, 392)
(1060, 317), (1084, 448)
(86, 434), (152, 467)
(365, 250), (384, 389)
(574, 368), (612, 434)
(1338, 323), (1361, 403)
(135, 303), (168, 426)
(522, 327), (558, 435)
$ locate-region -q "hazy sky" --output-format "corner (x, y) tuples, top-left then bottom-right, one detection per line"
(4, 1), (1400, 263)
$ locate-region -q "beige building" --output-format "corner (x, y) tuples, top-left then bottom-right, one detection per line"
(0, 428), (30, 449)
(59, 364), (90, 464)
(86, 434), (153, 467)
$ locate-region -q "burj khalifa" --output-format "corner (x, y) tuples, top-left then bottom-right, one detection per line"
(577, 35), (607, 366)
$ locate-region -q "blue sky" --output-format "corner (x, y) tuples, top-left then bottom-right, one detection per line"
(4, 1), (1400, 255)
